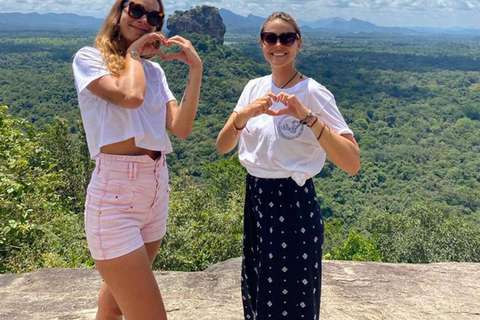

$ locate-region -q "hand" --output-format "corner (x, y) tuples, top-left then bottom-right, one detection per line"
(128, 32), (167, 58)
(234, 93), (277, 128)
(268, 92), (309, 120)
(245, 93), (278, 118)
(162, 36), (202, 68)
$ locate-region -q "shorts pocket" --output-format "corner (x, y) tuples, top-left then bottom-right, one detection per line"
(87, 183), (136, 212)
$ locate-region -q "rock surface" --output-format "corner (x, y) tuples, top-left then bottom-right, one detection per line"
(167, 6), (226, 44)
(0, 258), (479, 320)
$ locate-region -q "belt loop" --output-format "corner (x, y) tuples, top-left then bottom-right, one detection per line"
(133, 162), (138, 179)
(97, 157), (102, 175)
(128, 162), (133, 179)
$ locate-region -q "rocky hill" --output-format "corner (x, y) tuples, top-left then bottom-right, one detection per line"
(167, 5), (226, 44)
(0, 258), (479, 319)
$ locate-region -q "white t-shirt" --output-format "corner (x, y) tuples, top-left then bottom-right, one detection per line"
(234, 75), (353, 186)
(72, 46), (176, 159)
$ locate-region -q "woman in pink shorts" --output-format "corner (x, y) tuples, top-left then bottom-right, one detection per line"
(72, 0), (202, 319)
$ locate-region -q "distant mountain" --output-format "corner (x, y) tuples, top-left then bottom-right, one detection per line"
(218, 10), (415, 35)
(1, 10), (479, 36)
(323, 18), (416, 34)
(218, 10), (480, 36)
(326, 18), (381, 33)
(0, 12), (102, 29)
(219, 9), (264, 33)
(298, 17), (347, 29)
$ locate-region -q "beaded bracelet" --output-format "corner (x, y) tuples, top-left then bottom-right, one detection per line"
(300, 109), (314, 125)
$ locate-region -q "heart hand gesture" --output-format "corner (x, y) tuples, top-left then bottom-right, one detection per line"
(267, 92), (310, 120)
(161, 35), (202, 69)
(128, 32), (167, 58)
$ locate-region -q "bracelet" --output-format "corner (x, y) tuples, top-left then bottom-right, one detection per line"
(232, 111), (246, 132)
(316, 122), (326, 141)
(129, 49), (141, 60)
(300, 109), (314, 125)
(307, 116), (318, 128)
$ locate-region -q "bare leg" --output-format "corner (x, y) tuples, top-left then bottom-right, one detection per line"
(95, 240), (163, 320)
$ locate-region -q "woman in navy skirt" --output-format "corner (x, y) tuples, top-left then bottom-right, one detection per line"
(217, 12), (360, 320)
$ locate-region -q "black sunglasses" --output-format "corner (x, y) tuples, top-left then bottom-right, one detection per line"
(123, 1), (165, 28)
(260, 32), (300, 46)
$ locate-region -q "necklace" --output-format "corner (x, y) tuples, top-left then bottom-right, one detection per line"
(280, 70), (298, 89)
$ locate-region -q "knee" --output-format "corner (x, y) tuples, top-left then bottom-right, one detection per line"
(96, 304), (123, 319)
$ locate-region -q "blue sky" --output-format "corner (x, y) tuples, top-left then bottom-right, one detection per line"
(1, 0), (479, 29)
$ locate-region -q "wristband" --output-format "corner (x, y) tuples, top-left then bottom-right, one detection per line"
(317, 122), (326, 140)
(307, 115), (318, 128)
(300, 109), (314, 125)
(232, 111), (247, 132)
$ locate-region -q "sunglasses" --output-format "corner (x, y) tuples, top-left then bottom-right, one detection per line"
(123, 1), (165, 28)
(260, 32), (300, 46)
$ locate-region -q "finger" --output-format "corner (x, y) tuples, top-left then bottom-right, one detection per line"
(265, 109), (278, 116)
(254, 102), (267, 113)
(157, 50), (166, 60)
(277, 94), (288, 106)
(286, 95), (296, 107)
(144, 32), (165, 44)
(261, 101), (270, 112)
(287, 94), (299, 105)
(252, 102), (268, 115)
(261, 96), (273, 108)
(167, 35), (186, 42)
(136, 33), (165, 51)
(268, 108), (290, 116)
(284, 94), (294, 105)
(258, 95), (274, 106)
(265, 109), (287, 116)
(149, 45), (165, 55)
(266, 92), (278, 102)
(155, 32), (168, 42)
(166, 38), (189, 48)
(162, 52), (185, 61)
(276, 92), (287, 101)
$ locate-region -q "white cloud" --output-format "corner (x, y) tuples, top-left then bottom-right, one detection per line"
(0, 0), (478, 28)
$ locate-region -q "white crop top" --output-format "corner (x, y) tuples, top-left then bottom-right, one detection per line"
(72, 46), (176, 159)
(234, 75), (353, 186)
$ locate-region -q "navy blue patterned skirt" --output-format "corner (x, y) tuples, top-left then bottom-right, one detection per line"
(242, 174), (324, 320)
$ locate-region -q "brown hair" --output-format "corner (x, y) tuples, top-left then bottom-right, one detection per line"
(94, 0), (165, 76)
(260, 12), (302, 38)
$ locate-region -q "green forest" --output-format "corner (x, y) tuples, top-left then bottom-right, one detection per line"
(0, 29), (479, 273)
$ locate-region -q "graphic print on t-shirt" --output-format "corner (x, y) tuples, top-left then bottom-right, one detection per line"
(276, 115), (304, 140)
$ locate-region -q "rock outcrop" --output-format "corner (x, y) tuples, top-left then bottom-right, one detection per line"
(0, 258), (479, 319)
(167, 6), (226, 44)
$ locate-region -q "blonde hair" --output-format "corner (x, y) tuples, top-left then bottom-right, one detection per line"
(260, 12), (301, 38)
(94, 0), (165, 76)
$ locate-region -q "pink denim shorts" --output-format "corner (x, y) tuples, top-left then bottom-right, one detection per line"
(84, 153), (169, 260)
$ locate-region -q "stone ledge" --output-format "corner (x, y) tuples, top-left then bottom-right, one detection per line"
(0, 258), (479, 320)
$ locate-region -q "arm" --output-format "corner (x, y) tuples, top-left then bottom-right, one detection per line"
(273, 92), (360, 175)
(164, 36), (203, 139)
(310, 120), (360, 175)
(87, 33), (167, 109)
(216, 112), (242, 154)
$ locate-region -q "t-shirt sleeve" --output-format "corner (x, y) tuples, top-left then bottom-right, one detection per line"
(309, 83), (354, 136)
(156, 65), (176, 102)
(233, 80), (255, 112)
(72, 47), (111, 94)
